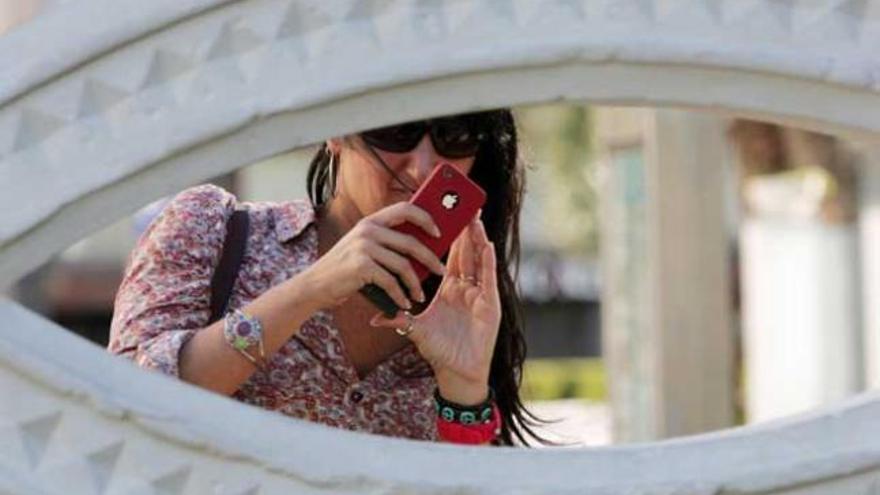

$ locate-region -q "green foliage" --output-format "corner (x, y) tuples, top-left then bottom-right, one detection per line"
(521, 358), (607, 402)
(516, 104), (599, 256)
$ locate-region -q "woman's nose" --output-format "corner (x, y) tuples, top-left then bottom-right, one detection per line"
(405, 134), (441, 185)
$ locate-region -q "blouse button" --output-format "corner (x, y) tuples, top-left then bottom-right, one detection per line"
(350, 390), (364, 403)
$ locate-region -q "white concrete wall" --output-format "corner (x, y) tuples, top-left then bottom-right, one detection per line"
(3, 0), (880, 493)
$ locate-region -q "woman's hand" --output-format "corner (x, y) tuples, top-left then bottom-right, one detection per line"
(301, 202), (447, 310)
(371, 216), (501, 405)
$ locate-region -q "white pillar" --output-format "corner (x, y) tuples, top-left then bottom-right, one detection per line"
(599, 108), (736, 441)
(859, 145), (880, 390)
(741, 218), (862, 421)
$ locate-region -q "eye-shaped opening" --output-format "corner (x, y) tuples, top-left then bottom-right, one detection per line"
(10, 104), (880, 449)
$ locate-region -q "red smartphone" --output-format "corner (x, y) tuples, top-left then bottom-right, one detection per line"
(360, 163), (487, 316)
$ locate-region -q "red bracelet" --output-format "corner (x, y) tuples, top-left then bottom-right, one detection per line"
(436, 403), (501, 445)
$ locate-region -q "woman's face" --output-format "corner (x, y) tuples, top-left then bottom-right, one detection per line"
(329, 134), (477, 217)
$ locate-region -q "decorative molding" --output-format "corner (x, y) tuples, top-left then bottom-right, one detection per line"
(2, 0), (880, 493)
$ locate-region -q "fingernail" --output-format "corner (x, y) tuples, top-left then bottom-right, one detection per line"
(404, 300), (413, 309)
(418, 292), (426, 303)
(433, 226), (441, 238)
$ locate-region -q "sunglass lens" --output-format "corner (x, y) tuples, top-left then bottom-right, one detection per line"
(432, 117), (481, 158)
(361, 122), (425, 152)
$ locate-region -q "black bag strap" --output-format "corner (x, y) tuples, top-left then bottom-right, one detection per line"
(209, 208), (250, 324)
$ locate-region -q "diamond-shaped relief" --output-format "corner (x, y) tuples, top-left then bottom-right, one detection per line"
(654, 0), (722, 26)
(75, 104), (122, 151)
(134, 49), (197, 113)
(341, 0), (405, 46)
(518, 0), (586, 26)
(12, 108), (67, 153)
(131, 84), (182, 118)
(446, 0), (520, 35)
(316, 27), (382, 61)
(722, 0), (797, 34)
(151, 465), (192, 495)
(274, 1), (337, 63)
(86, 441), (124, 494)
(17, 411), (62, 469)
(83, 45), (155, 97)
(599, 0), (655, 24)
(77, 79), (129, 118)
(338, 5), (384, 48)
(206, 58), (250, 87)
(141, 49), (195, 89)
(343, 0), (397, 21)
(792, 0), (871, 43)
(207, 20), (265, 61)
(311, 2), (401, 62)
(833, 0), (874, 21)
(407, 0), (450, 41)
(275, 1), (337, 39)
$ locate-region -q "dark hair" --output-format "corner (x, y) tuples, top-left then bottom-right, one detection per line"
(306, 109), (550, 446)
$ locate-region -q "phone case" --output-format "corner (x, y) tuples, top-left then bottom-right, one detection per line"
(360, 163), (487, 317)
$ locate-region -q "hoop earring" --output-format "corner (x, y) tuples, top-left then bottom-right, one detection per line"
(327, 151), (338, 198)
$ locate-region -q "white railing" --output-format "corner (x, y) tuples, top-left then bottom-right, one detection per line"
(2, 1), (880, 493)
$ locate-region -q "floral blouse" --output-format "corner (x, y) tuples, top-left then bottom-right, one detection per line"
(108, 184), (437, 440)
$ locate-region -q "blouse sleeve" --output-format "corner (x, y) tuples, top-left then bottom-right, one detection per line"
(108, 184), (236, 377)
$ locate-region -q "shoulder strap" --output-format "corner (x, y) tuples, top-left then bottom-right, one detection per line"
(209, 208), (250, 324)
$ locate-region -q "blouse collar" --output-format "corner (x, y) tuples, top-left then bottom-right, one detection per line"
(273, 198), (316, 243)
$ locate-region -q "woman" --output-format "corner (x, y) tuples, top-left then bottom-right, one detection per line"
(108, 109), (545, 445)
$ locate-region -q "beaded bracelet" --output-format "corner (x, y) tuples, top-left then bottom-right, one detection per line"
(223, 308), (267, 371)
(433, 387), (496, 425)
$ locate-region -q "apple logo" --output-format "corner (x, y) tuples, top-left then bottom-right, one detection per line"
(442, 192), (459, 210)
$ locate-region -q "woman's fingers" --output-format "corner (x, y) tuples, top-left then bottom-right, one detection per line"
(459, 218), (479, 279)
(480, 241), (499, 305)
(474, 214), (490, 246)
(371, 202), (441, 239)
(364, 259), (412, 309)
(366, 242), (425, 302)
(446, 224), (467, 277)
(366, 225), (445, 277)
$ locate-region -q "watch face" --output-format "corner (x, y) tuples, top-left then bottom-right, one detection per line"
(441, 192), (460, 210)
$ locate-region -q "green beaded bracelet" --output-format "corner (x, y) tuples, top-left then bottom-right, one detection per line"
(433, 387), (495, 425)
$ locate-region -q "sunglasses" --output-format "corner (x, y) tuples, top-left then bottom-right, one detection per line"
(360, 116), (488, 159)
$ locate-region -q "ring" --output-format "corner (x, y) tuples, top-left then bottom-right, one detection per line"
(394, 310), (416, 337)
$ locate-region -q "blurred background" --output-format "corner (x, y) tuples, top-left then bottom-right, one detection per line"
(5, 0), (880, 447)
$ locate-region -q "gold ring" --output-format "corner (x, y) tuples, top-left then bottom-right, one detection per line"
(394, 310), (416, 337)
